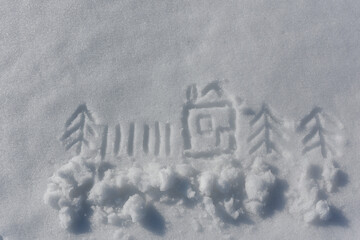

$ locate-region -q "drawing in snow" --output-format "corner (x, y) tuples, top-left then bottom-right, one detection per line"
(182, 81), (237, 158)
(44, 81), (349, 236)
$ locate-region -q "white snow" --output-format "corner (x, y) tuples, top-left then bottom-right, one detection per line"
(158, 167), (176, 192)
(223, 198), (242, 220)
(244, 158), (276, 216)
(1, 1), (360, 239)
(321, 160), (342, 193)
(122, 194), (146, 223)
(191, 219), (203, 233)
(288, 160), (340, 224)
(113, 229), (134, 240)
(198, 172), (216, 197)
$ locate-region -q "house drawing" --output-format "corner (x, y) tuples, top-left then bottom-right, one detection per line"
(63, 82), (239, 159)
(182, 81), (237, 158)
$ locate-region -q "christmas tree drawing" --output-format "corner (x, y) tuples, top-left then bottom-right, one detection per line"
(297, 107), (343, 158)
(247, 103), (283, 155)
(60, 104), (97, 155)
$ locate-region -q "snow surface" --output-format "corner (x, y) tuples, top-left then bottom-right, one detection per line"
(1, 0), (360, 239)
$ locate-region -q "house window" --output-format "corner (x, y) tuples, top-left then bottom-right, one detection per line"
(196, 114), (213, 134)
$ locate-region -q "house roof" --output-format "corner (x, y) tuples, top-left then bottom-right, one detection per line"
(190, 81), (233, 107)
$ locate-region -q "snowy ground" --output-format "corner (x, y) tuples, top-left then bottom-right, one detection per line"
(1, 1), (360, 239)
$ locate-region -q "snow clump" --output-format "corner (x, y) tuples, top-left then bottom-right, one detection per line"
(244, 157), (276, 216)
